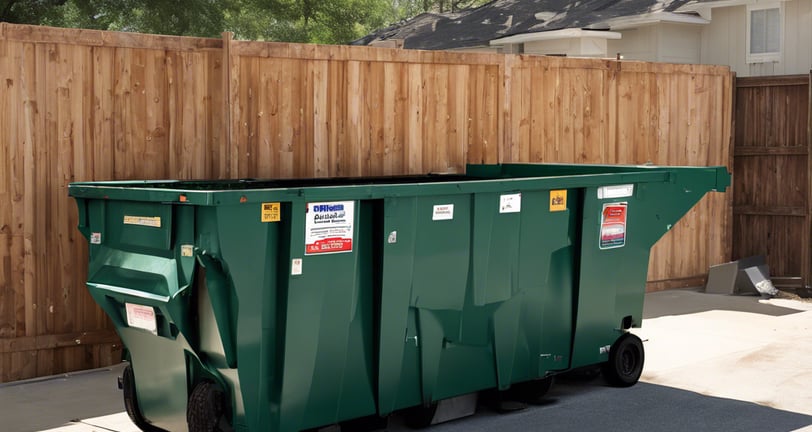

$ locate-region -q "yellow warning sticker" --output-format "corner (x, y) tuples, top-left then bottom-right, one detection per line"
(262, 202), (281, 222)
(123, 216), (162, 228)
(550, 190), (568, 212)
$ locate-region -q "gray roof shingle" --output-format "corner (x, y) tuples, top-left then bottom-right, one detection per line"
(353, 0), (699, 50)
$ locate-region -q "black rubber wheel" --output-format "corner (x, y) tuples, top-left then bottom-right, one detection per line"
(187, 380), (228, 432)
(403, 402), (438, 429)
(602, 333), (645, 387)
(121, 365), (167, 432)
(509, 376), (555, 404)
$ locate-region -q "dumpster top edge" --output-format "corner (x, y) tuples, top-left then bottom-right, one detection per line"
(67, 164), (729, 204)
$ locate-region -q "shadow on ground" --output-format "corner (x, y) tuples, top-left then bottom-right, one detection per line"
(386, 373), (812, 432)
(3, 363), (811, 432)
(642, 288), (803, 319)
(0, 364), (127, 432)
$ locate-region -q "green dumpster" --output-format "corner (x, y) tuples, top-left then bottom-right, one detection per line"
(69, 163), (730, 432)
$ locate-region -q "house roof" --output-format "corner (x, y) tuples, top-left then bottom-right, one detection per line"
(353, 0), (711, 50)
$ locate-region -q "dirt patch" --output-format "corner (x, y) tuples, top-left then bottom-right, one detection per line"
(776, 290), (812, 303)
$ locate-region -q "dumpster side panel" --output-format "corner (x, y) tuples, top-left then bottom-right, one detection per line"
(411, 195), (471, 311)
(208, 204), (281, 431)
(571, 187), (651, 368)
(379, 195), (478, 410)
(378, 197), (421, 415)
(534, 189), (579, 377)
(122, 329), (192, 432)
(471, 192), (521, 306)
(277, 200), (377, 431)
(81, 199), (199, 431)
(380, 189), (580, 405)
(470, 192), (520, 391)
(571, 178), (719, 369)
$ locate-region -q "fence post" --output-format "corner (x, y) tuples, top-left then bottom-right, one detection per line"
(806, 70), (812, 287)
(221, 32), (234, 179)
(725, 71), (736, 265)
(499, 54), (512, 163)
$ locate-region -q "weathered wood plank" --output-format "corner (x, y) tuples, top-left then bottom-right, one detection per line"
(806, 70), (812, 286)
(0, 22), (222, 51)
(0, 329), (120, 353)
(736, 75), (809, 88)
(735, 146), (808, 156)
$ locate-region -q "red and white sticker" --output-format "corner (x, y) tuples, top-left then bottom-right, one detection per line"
(125, 303), (157, 335)
(600, 203), (627, 250)
(305, 201), (354, 255)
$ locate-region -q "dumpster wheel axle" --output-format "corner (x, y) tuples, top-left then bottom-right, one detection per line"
(602, 333), (645, 387)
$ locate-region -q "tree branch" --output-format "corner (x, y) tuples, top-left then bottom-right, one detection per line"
(0, 0), (19, 22)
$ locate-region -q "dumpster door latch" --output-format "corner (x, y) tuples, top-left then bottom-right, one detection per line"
(406, 335), (418, 346)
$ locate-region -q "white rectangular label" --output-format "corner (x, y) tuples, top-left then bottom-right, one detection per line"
(598, 184), (634, 199)
(500, 193), (522, 214)
(125, 303), (157, 335)
(291, 258), (303, 275)
(90, 232), (102, 244)
(305, 201), (354, 255)
(432, 204), (454, 221)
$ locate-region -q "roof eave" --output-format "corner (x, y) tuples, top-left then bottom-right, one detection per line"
(596, 11), (710, 31)
(490, 28), (622, 46)
(678, 0), (788, 13)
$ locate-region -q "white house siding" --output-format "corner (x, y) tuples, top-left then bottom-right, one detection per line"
(658, 23), (702, 64)
(783, 0), (812, 75)
(608, 26), (659, 61)
(608, 24), (700, 64)
(524, 38), (610, 57)
(699, 0), (812, 77)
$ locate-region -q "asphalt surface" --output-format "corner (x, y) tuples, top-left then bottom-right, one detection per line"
(387, 375), (812, 432)
(0, 364), (128, 432)
(2, 289), (811, 432)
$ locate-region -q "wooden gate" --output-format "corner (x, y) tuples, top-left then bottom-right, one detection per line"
(733, 73), (812, 287)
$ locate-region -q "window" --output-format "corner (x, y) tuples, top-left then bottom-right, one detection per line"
(747, 4), (782, 63)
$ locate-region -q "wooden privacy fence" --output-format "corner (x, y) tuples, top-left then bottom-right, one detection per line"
(733, 74), (812, 287)
(0, 23), (733, 382)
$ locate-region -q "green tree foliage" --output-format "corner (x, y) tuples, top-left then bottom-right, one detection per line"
(235, 0), (397, 44)
(0, 0), (490, 43)
(0, 0), (67, 24)
(394, 0), (489, 16)
(40, 0), (235, 37)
